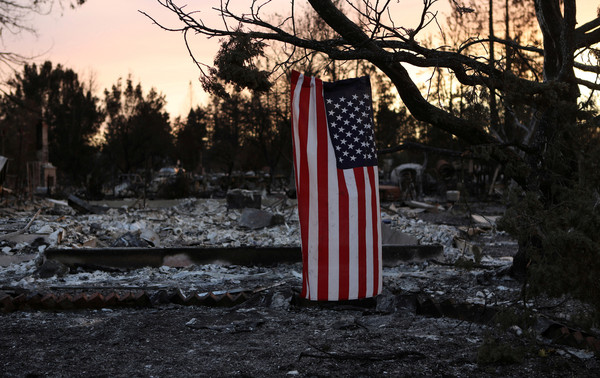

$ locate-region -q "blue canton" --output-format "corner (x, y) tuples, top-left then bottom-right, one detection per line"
(324, 77), (378, 170)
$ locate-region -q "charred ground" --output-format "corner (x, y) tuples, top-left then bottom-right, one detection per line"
(0, 197), (598, 377)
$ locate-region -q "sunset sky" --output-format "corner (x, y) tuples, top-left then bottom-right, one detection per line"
(4, 0), (600, 120)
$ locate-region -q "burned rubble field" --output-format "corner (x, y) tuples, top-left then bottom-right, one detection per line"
(1, 197), (598, 377)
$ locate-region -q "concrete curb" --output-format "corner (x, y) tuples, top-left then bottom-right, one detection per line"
(45, 245), (443, 269)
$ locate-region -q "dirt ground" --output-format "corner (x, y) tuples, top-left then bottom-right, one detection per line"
(1, 198), (599, 377)
(1, 285), (598, 377)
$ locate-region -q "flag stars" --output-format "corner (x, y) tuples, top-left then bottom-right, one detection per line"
(324, 86), (377, 169)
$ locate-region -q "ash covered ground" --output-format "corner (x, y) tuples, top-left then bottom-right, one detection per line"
(0, 196), (598, 377)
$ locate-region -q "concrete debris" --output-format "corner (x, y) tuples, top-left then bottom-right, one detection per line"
(140, 228), (161, 247)
(381, 223), (419, 245)
(111, 232), (152, 248)
(67, 194), (108, 214)
(34, 259), (69, 278)
(238, 208), (285, 229)
(405, 200), (445, 212)
(226, 189), (261, 209)
(471, 214), (500, 229)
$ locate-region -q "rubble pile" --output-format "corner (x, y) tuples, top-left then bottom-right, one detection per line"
(1, 197), (467, 257)
(0, 196), (497, 295)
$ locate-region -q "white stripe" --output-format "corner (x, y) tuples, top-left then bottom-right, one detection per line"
(306, 77), (320, 300)
(363, 167), (374, 296)
(373, 166), (383, 295)
(291, 74), (304, 191)
(327, 117), (340, 301)
(344, 169), (359, 300)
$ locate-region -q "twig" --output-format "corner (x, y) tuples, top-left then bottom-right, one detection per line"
(0, 208), (42, 241)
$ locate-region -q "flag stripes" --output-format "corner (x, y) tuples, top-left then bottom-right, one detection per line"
(291, 71), (382, 301)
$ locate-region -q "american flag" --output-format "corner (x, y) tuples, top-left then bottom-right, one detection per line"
(291, 71), (382, 301)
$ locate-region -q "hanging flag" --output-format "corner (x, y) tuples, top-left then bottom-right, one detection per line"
(290, 70), (382, 301)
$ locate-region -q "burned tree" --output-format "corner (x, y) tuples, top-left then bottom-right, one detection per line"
(146, 0), (600, 312)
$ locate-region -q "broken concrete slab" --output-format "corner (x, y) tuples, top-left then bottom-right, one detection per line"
(238, 208), (285, 229)
(67, 195), (108, 214)
(381, 223), (419, 245)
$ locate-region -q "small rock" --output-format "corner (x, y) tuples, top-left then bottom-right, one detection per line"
(238, 208), (283, 229)
(35, 259), (69, 278)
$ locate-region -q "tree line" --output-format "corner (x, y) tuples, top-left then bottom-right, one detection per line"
(0, 60), (435, 197)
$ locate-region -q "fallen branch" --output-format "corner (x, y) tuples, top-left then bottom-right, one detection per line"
(0, 208), (42, 241)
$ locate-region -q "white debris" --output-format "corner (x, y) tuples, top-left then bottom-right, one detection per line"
(36, 225), (54, 234)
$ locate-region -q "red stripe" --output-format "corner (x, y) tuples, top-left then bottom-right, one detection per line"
(295, 74), (312, 298)
(314, 78), (329, 300)
(354, 167), (367, 299)
(368, 166), (380, 296)
(337, 169), (350, 301)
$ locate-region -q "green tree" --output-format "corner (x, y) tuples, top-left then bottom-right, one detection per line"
(102, 77), (173, 176)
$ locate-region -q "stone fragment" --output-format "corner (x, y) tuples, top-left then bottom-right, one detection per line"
(381, 223), (419, 245)
(35, 259), (69, 278)
(238, 208), (284, 229)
